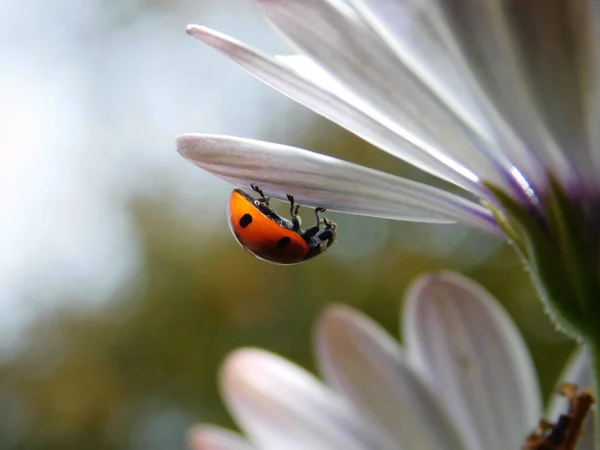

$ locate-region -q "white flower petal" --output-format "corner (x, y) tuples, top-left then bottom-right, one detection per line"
(177, 134), (503, 235)
(252, 0), (525, 198)
(220, 348), (382, 450)
(433, 0), (577, 188)
(186, 25), (484, 195)
(345, 0), (548, 194)
(403, 272), (542, 450)
(588, 3), (600, 180)
(316, 305), (468, 450)
(548, 346), (595, 450)
(187, 425), (255, 450)
(484, 1), (598, 188)
(347, 0), (484, 137)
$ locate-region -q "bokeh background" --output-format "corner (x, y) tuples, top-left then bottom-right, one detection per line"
(1, 0), (578, 448)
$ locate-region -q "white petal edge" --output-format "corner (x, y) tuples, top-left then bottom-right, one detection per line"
(251, 0), (528, 200)
(316, 305), (468, 450)
(548, 346), (595, 450)
(348, 0), (488, 139)
(185, 24), (489, 197)
(476, 1), (596, 188)
(220, 348), (384, 450)
(432, 0), (576, 188)
(272, 54), (496, 194)
(177, 134), (503, 235)
(344, 0), (548, 193)
(403, 272), (542, 450)
(588, 2), (600, 180)
(187, 425), (255, 450)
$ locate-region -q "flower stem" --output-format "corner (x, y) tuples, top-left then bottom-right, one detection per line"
(588, 338), (600, 450)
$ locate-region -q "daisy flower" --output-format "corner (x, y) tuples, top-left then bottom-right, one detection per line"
(176, 0), (600, 442)
(186, 272), (594, 450)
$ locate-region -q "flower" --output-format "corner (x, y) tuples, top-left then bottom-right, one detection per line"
(178, 1), (600, 343)
(177, 2), (600, 443)
(186, 272), (594, 450)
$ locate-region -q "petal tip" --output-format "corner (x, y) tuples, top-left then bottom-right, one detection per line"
(406, 270), (474, 302)
(176, 134), (199, 159)
(414, 270), (463, 287)
(185, 25), (232, 52)
(221, 347), (264, 374)
(187, 425), (249, 450)
(319, 304), (359, 323)
(402, 271), (488, 332)
(186, 425), (211, 449)
(219, 348), (266, 402)
(317, 304), (369, 338)
(186, 24), (206, 40)
(219, 347), (286, 390)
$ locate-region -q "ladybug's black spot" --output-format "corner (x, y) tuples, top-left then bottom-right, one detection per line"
(239, 214), (253, 228)
(276, 237), (291, 249)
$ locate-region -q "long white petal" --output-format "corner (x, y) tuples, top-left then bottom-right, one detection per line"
(345, 0), (548, 194)
(252, 0), (526, 198)
(187, 425), (255, 450)
(348, 0), (485, 138)
(433, 0), (578, 189)
(480, 0), (598, 188)
(186, 25), (484, 195)
(177, 134), (503, 235)
(316, 305), (468, 450)
(587, 2), (600, 180)
(220, 348), (385, 450)
(403, 272), (542, 450)
(548, 346), (595, 450)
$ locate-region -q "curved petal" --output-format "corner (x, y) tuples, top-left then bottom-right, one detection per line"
(187, 425), (255, 450)
(219, 348), (383, 450)
(252, 0), (527, 200)
(347, 0), (485, 136)
(433, 0), (577, 189)
(186, 25), (484, 196)
(548, 346), (595, 450)
(587, 2), (600, 180)
(483, 0), (599, 188)
(316, 305), (468, 450)
(176, 134), (503, 235)
(345, 0), (547, 194)
(403, 272), (542, 450)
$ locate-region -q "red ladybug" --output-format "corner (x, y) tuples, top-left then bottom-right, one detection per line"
(228, 185), (337, 265)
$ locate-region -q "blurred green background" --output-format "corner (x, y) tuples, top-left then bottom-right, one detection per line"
(0, 0), (576, 448)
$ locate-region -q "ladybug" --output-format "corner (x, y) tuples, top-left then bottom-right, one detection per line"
(227, 185), (337, 265)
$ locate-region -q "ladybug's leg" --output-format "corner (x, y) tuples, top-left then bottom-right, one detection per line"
(304, 226), (336, 257)
(322, 216), (334, 230)
(317, 227), (336, 248)
(302, 207), (326, 239)
(251, 184), (270, 205)
(314, 207), (327, 226)
(286, 194), (302, 232)
(302, 226), (319, 239)
(318, 213), (336, 247)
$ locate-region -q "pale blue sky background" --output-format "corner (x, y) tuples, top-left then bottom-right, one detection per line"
(0, 0), (295, 357)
